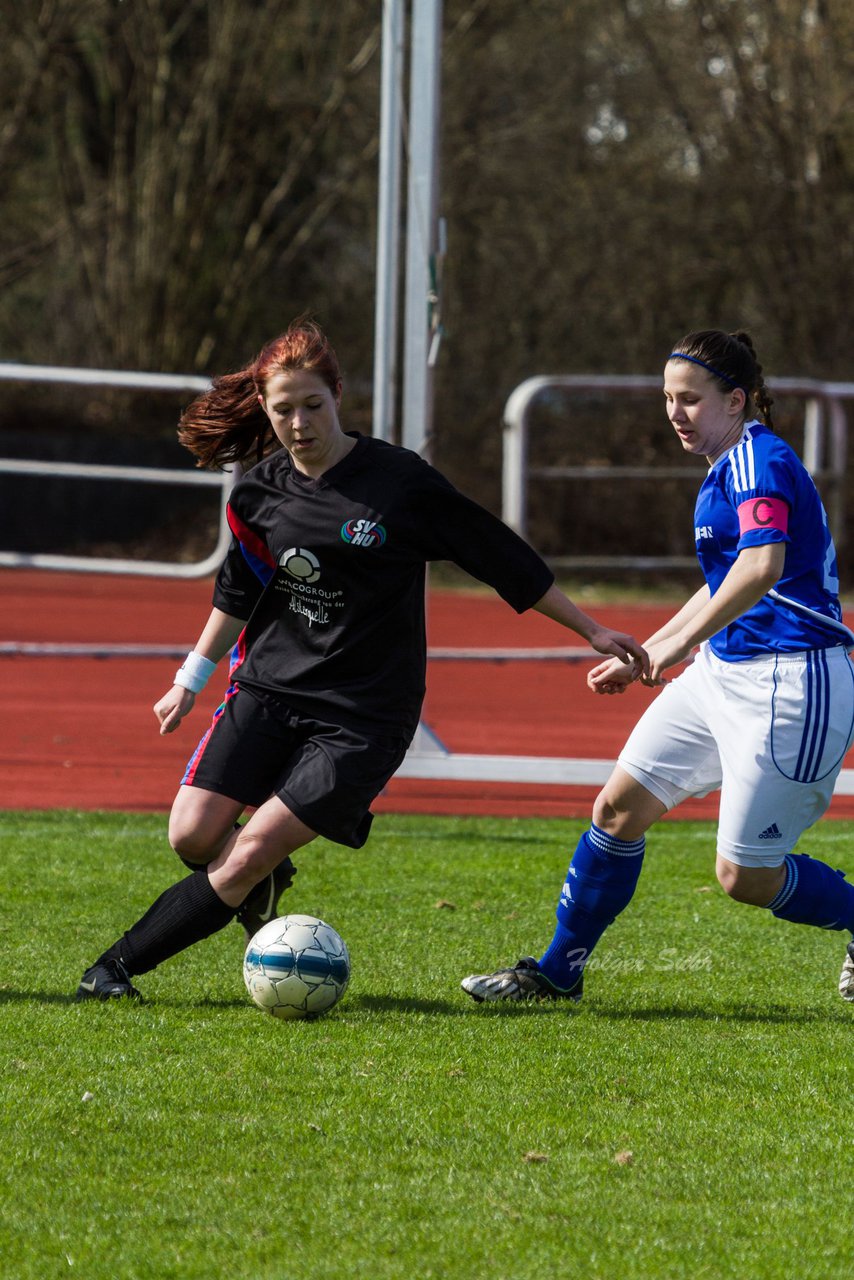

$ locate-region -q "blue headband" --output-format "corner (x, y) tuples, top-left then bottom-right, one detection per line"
(668, 352), (745, 391)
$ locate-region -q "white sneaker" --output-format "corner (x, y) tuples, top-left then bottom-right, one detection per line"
(461, 956), (583, 1004)
(839, 940), (854, 1002)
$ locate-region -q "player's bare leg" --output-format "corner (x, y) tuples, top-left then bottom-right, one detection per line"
(716, 850), (854, 1002)
(168, 786), (302, 940)
(591, 766), (667, 840)
(462, 767), (662, 1003)
(715, 856), (785, 906)
(76, 794), (315, 1001)
(206, 794), (315, 907)
(167, 785), (246, 864)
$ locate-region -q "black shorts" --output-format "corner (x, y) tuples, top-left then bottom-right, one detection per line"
(181, 685), (409, 848)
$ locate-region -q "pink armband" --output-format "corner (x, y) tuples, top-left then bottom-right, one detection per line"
(737, 496), (789, 535)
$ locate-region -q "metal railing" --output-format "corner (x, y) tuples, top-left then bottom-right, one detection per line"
(503, 375), (854, 570)
(5, 362), (853, 578)
(0, 362), (234, 577)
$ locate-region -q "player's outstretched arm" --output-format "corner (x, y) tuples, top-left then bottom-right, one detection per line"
(532, 583), (650, 679)
(588, 583), (712, 695)
(638, 544), (784, 686)
(154, 608), (246, 735)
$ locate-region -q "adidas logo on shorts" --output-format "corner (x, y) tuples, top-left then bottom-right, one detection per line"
(758, 822), (783, 840)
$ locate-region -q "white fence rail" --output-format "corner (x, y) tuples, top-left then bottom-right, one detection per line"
(5, 362), (854, 795)
(0, 362), (234, 577)
(503, 375), (854, 570)
(7, 363), (852, 579)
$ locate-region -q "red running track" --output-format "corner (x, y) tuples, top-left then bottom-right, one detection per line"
(4, 568), (854, 822)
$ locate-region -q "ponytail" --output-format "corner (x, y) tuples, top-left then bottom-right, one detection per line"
(178, 370), (272, 470)
(730, 330), (775, 430)
(178, 318), (342, 470)
(669, 328), (775, 430)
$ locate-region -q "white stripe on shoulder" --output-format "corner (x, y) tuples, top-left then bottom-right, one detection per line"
(727, 426), (756, 494)
(728, 448), (743, 493)
(729, 440), (747, 492)
(744, 425), (756, 488)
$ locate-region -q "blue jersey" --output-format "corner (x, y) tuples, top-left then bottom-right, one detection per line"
(693, 421), (852, 660)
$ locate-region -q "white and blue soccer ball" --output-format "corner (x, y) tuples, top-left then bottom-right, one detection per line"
(243, 914), (350, 1020)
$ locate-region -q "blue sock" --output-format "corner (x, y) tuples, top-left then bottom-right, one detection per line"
(538, 824), (645, 989)
(765, 853), (854, 932)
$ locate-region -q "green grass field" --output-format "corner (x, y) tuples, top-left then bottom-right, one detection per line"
(2, 810), (852, 1280)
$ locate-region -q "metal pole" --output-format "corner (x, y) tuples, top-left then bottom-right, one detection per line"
(372, 0), (406, 441)
(401, 0), (443, 459)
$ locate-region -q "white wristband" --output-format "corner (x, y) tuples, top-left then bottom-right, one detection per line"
(174, 651), (217, 694)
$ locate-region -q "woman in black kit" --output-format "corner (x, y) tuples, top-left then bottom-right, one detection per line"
(76, 319), (648, 1001)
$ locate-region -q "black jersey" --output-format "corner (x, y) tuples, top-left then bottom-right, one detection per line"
(212, 433), (554, 738)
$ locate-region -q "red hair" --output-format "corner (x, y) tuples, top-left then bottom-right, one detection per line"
(178, 319), (342, 469)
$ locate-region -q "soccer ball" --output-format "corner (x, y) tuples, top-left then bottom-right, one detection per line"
(243, 914), (350, 1020)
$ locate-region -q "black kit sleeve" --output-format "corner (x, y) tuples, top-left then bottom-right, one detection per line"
(211, 496), (276, 620)
(404, 462), (554, 612)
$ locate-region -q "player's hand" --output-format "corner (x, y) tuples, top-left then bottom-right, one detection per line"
(587, 655), (639, 695)
(154, 685), (196, 735)
(587, 628), (650, 683)
(639, 634), (693, 687)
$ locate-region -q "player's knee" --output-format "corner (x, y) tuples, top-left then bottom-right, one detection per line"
(592, 791), (645, 842)
(717, 860), (746, 900)
(169, 830), (207, 863)
(225, 825), (309, 890)
(226, 829), (281, 883)
(168, 817), (220, 863)
(716, 856), (781, 906)
(592, 768), (661, 841)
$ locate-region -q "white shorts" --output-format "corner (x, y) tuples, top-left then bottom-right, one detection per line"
(618, 643), (854, 867)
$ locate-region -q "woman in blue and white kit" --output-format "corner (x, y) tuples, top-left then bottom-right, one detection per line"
(463, 329), (854, 1006)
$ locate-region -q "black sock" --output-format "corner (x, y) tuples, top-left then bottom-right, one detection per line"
(98, 869), (237, 975)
